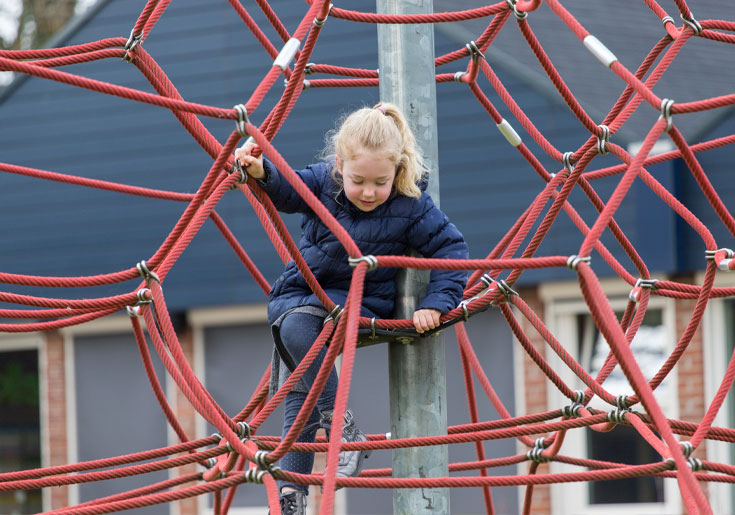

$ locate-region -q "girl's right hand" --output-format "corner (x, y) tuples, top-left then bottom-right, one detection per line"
(234, 140), (265, 180)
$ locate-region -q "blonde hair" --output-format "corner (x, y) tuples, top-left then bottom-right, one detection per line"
(323, 102), (428, 199)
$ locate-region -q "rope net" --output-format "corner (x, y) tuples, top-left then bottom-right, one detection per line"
(1, 0), (734, 513)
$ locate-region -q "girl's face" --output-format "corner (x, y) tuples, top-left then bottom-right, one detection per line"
(338, 152), (396, 212)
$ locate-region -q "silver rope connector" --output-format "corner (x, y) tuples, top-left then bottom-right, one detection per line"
(562, 152), (574, 173)
(458, 299), (471, 322)
(706, 248), (735, 270)
(230, 159), (248, 189)
(680, 13), (703, 35)
(348, 255), (378, 271)
(236, 421), (251, 440)
(596, 124), (610, 155)
(369, 317), (378, 340)
(244, 468), (266, 483)
(126, 305), (142, 318)
(313, 4), (333, 27)
(660, 98), (674, 132)
(496, 279), (518, 301)
(505, 0), (528, 20)
(681, 441), (703, 471)
(465, 41), (485, 62)
(253, 450), (271, 469)
(608, 395), (631, 423)
(567, 255), (591, 270)
(323, 304), (343, 326)
(234, 104), (249, 138)
(136, 288), (152, 305)
(561, 390), (585, 418)
(480, 273), (495, 288)
(122, 29), (144, 62)
(629, 278), (658, 302)
(526, 437), (549, 463)
(454, 71), (467, 83)
(661, 16), (674, 28)
(137, 260), (160, 284)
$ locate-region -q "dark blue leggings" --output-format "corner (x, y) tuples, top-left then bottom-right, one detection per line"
(278, 311), (338, 494)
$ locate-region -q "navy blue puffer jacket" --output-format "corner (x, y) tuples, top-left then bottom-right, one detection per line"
(258, 158), (469, 325)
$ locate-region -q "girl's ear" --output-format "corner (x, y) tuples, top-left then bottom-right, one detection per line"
(335, 155), (342, 172)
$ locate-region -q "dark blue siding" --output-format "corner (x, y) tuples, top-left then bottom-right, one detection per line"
(3, 0), (717, 312)
(678, 115), (735, 272)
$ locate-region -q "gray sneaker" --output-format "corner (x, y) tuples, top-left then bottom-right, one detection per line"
(321, 409), (372, 479)
(278, 491), (306, 515)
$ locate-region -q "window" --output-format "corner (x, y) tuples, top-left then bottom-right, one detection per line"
(578, 309), (665, 505)
(704, 295), (735, 513)
(0, 349), (42, 514)
(541, 281), (680, 515)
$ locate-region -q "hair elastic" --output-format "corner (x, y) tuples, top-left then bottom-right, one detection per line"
(375, 104), (387, 115)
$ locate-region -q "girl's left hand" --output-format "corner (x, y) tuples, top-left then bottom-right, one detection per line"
(413, 309), (442, 334)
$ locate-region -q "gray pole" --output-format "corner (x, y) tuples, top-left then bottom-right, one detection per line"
(377, 2), (450, 514)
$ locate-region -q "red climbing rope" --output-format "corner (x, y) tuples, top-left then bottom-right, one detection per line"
(1, 1), (734, 514)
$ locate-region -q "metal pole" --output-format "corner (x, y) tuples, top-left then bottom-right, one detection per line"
(377, 2), (449, 514)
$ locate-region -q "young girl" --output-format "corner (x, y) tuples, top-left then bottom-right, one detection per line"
(235, 102), (468, 515)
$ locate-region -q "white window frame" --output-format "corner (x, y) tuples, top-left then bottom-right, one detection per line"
(188, 304), (346, 515)
(538, 278), (681, 515)
(0, 334), (47, 511)
(60, 314), (174, 511)
(699, 270), (735, 513)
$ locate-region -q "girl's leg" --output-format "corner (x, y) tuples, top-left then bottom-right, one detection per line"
(277, 311), (338, 495)
(279, 311), (338, 412)
(278, 391), (319, 494)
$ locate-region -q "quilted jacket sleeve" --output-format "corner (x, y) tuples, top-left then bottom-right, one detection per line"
(406, 194), (469, 314)
(255, 157), (325, 214)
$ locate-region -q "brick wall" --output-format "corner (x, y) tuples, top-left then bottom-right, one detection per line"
(174, 325), (199, 515)
(516, 287), (551, 515)
(674, 292), (708, 499)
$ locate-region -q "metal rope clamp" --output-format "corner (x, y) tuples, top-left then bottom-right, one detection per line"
(706, 248), (735, 270)
(629, 277), (658, 303)
(680, 441), (703, 471)
(567, 255), (591, 270)
(465, 41), (485, 63)
(137, 260), (160, 284)
(458, 299), (472, 322)
(608, 395), (631, 424)
(494, 279), (518, 305)
(660, 98), (674, 132)
(680, 13), (703, 35)
(596, 124), (610, 155)
(561, 390), (585, 418)
(562, 151), (574, 175)
(122, 29), (144, 63)
(323, 304), (343, 326)
(505, 0), (528, 20)
(135, 288), (152, 305)
(526, 437), (549, 463)
(313, 3), (333, 27)
(369, 317), (378, 340)
(230, 159), (248, 190)
(234, 104), (249, 138)
(348, 255), (378, 271)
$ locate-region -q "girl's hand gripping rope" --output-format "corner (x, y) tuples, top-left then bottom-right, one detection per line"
(234, 140), (265, 180)
(413, 308), (441, 334)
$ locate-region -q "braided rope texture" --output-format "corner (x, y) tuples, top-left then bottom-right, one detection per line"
(1, 0), (735, 514)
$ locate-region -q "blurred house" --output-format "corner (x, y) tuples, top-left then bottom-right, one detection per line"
(1, 0), (734, 513)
